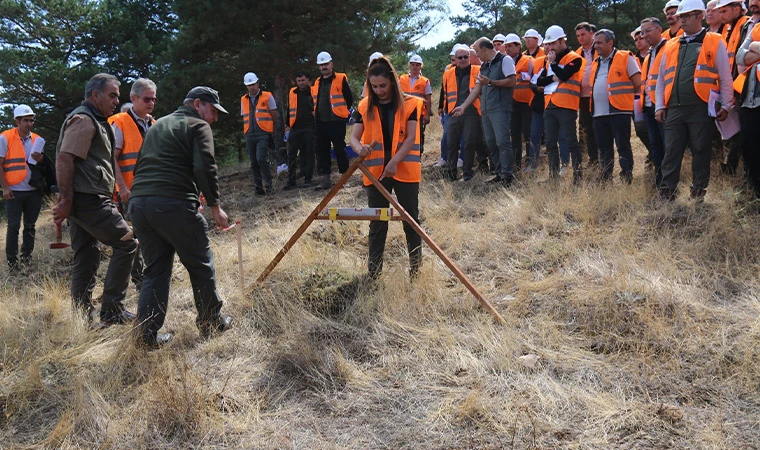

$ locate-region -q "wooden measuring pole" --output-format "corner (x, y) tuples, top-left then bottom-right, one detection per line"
(358, 165), (507, 325)
(236, 219), (243, 297)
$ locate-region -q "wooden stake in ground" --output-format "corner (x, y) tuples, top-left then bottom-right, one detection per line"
(254, 141), (506, 324)
(236, 219), (243, 297)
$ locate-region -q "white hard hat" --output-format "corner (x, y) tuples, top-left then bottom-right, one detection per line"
(663, 0), (681, 13)
(504, 33), (521, 45)
(450, 44), (461, 55)
(523, 29), (544, 45)
(13, 104), (34, 118)
(316, 51), (332, 64)
(243, 72), (258, 85)
(492, 33), (507, 43)
(630, 26), (642, 40)
(368, 51), (384, 66)
(543, 25), (567, 44)
(676, 0), (705, 14)
(409, 54), (423, 64)
(452, 43), (469, 55)
(715, 0), (742, 7)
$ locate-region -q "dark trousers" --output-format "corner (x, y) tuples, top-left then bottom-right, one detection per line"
(643, 105), (666, 187)
(633, 118), (651, 157)
(511, 101), (532, 171)
(287, 127), (315, 184)
(5, 189), (42, 265)
(593, 114), (634, 182)
(128, 196), (223, 342)
(661, 104), (714, 194)
(722, 133), (742, 174)
(119, 199), (144, 288)
(69, 193), (137, 320)
(315, 120), (349, 175)
(544, 107), (582, 179)
(366, 179), (421, 278)
(419, 120), (427, 155)
(740, 106), (760, 196)
(446, 112), (485, 179)
(579, 97), (598, 164)
(245, 133), (272, 189)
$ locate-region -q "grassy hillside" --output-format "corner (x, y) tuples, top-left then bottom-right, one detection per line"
(1, 118), (759, 449)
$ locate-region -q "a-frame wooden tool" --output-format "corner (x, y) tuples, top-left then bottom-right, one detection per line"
(255, 147), (506, 324)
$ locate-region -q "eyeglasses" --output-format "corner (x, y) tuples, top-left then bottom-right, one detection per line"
(678, 12), (701, 20)
(141, 96), (157, 103)
(456, 55), (469, 60)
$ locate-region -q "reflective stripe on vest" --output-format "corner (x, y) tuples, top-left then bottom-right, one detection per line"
(513, 55), (535, 104)
(545, 51), (583, 110)
(311, 72), (350, 119)
(589, 50), (637, 113)
(107, 112), (152, 190)
(0, 128), (34, 186)
(442, 65), (481, 114)
(399, 74), (430, 115)
(662, 32), (722, 104)
(357, 96), (421, 186)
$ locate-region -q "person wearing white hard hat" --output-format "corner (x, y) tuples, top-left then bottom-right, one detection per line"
(588, 29), (642, 183)
(735, 0), (760, 198)
(493, 33), (507, 54)
(654, 0), (734, 201)
(705, 0), (725, 33)
(537, 25), (585, 182)
(435, 44), (466, 168)
(107, 77), (157, 291)
(575, 22), (599, 170)
(715, 0), (750, 175)
(640, 17), (670, 187)
(313, 51), (354, 190)
(399, 54), (432, 155)
(241, 72), (278, 194)
(53, 73), (138, 324)
(0, 104), (45, 269)
(442, 44), (487, 180)
(504, 33), (534, 171)
(453, 37), (517, 185)
(663, 0), (684, 39)
(522, 29), (545, 58)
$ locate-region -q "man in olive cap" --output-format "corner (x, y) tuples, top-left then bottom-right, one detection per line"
(128, 86), (233, 349)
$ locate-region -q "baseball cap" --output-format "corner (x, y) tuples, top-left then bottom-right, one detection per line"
(186, 86), (228, 114)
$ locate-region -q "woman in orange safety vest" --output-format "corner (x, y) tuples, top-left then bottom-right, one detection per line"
(349, 56), (422, 280)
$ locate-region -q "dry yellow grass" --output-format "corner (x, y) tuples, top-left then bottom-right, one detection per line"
(1, 122), (760, 449)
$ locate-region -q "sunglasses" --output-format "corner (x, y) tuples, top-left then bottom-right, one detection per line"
(141, 96), (157, 103)
(456, 55), (469, 60)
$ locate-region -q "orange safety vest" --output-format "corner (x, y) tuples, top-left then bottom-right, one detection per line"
(662, 28), (684, 40)
(357, 96), (421, 186)
(1, 128), (36, 186)
(513, 54), (535, 104)
(641, 42), (667, 109)
(442, 65), (481, 114)
(311, 72), (350, 119)
(722, 15), (750, 71)
(590, 50), (638, 113)
(241, 91), (275, 133)
(399, 73), (430, 116)
(661, 31), (722, 105)
(107, 112), (153, 190)
(524, 48), (546, 58)
(544, 51), (583, 110)
(734, 22), (760, 94)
